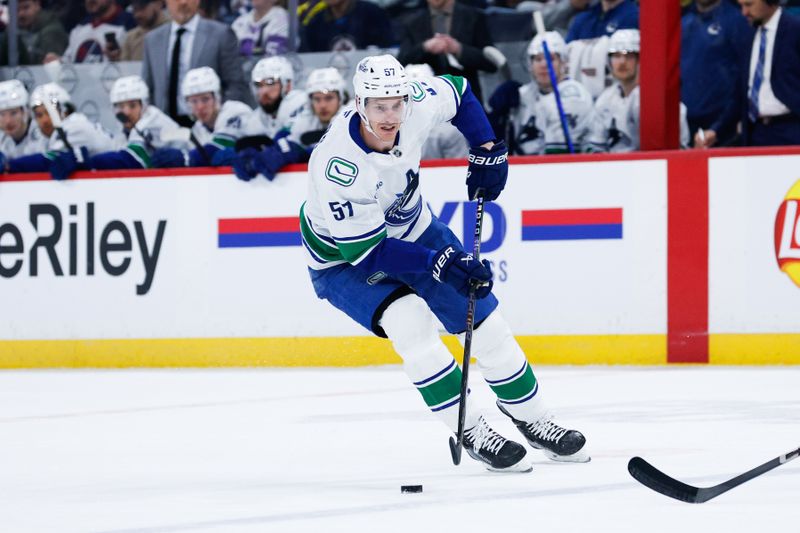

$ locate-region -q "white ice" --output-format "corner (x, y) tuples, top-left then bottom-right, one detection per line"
(0, 366), (798, 533)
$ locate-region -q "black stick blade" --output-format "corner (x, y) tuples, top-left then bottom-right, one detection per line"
(628, 457), (701, 503)
(449, 436), (462, 465)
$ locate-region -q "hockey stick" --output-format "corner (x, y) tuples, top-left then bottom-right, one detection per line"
(628, 446), (800, 503)
(449, 192), (486, 465)
(43, 97), (84, 164)
(533, 12), (575, 154)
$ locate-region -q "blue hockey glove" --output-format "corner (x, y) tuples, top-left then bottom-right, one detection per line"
(251, 146), (285, 181)
(231, 147), (260, 181)
(466, 140), (508, 201)
(0, 151), (6, 173)
(49, 148), (88, 181)
(488, 80), (522, 115)
(211, 147), (237, 166)
(430, 244), (493, 299)
(151, 147), (187, 168)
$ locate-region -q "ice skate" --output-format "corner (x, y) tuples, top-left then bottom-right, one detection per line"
(462, 416), (533, 473)
(497, 402), (590, 463)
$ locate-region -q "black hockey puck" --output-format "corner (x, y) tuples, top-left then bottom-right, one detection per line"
(400, 485), (423, 493)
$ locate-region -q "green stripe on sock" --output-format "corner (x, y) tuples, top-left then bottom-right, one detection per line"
(417, 364), (462, 408)
(489, 364), (537, 402)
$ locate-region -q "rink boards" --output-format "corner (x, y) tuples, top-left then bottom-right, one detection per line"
(1, 148), (799, 367)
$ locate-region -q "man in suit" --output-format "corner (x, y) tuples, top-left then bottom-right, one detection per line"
(141, 0), (250, 127)
(396, 0), (498, 104)
(696, 0), (800, 147)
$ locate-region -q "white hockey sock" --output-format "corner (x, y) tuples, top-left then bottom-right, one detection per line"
(380, 294), (480, 433)
(462, 310), (549, 424)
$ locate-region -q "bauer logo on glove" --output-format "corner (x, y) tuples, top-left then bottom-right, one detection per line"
(466, 140), (509, 202)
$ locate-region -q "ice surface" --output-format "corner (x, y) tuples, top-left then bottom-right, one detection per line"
(0, 366), (798, 532)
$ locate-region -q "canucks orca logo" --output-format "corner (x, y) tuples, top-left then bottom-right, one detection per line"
(385, 168), (422, 226)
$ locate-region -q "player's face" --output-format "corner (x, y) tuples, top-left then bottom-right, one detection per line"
(530, 54), (563, 91)
(610, 52), (638, 83)
(310, 91), (340, 124)
(363, 96), (406, 144)
(114, 100), (143, 130)
(32, 105), (54, 138)
(186, 92), (218, 128)
(255, 80), (283, 111)
(0, 107), (28, 140)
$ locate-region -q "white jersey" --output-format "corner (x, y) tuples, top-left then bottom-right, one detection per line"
(231, 6), (290, 56)
(511, 78), (605, 155)
(0, 120), (47, 158)
(301, 75), (466, 270)
(286, 103), (353, 148)
(125, 105), (185, 165)
(62, 21), (127, 63)
(243, 89), (307, 139)
(596, 84), (690, 152)
(191, 100), (253, 148)
(48, 112), (116, 156)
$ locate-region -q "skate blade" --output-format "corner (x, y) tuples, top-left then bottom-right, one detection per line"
(486, 457), (534, 473)
(541, 448), (591, 463)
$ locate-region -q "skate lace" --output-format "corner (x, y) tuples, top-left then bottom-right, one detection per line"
(465, 417), (505, 455)
(526, 416), (567, 443)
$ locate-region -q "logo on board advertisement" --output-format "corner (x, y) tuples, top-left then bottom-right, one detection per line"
(0, 202), (166, 295)
(774, 180), (800, 288)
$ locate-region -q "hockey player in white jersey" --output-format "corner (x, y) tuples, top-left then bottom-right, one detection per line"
(3, 82), (116, 179)
(302, 55), (589, 472)
(232, 66), (348, 181)
(242, 56), (307, 139)
(47, 76), (186, 179)
(488, 32), (605, 155)
(595, 29), (689, 152)
(150, 67), (252, 168)
(405, 63), (468, 161)
(0, 80), (46, 163)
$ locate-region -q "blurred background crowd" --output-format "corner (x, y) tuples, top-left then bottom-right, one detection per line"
(0, 0), (799, 179)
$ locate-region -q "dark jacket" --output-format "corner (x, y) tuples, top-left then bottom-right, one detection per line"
(23, 9), (69, 64)
(721, 10), (800, 144)
(396, 2), (497, 104)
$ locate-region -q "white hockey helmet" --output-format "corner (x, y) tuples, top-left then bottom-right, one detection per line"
(30, 82), (72, 109)
(181, 66), (221, 102)
(353, 54), (412, 137)
(403, 63), (435, 80)
(110, 75), (150, 105)
(527, 31), (567, 59)
(305, 67), (346, 102)
(0, 80), (29, 112)
(608, 29), (640, 55)
(251, 56), (294, 95)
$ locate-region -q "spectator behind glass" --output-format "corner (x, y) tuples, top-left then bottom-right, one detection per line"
(682, 0), (751, 147)
(298, 0), (396, 52)
(542, 0), (592, 37)
(565, 0), (638, 42)
(396, 0), (498, 103)
(56, 0), (136, 63)
(16, 0), (69, 64)
(231, 0), (289, 56)
(121, 0), (170, 61)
